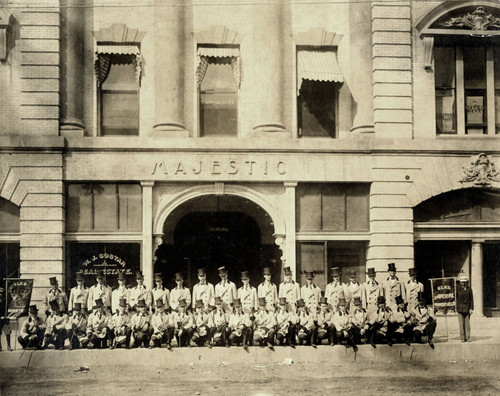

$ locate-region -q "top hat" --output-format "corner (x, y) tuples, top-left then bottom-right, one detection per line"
(278, 297), (287, 305)
(330, 267), (340, 277)
(338, 298), (347, 306)
(353, 297), (362, 306)
(395, 295), (404, 305)
(218, 266), (228, 276)
(349, 269), (358, 277)
(136, 271), (144, 280)
(178, 298), (187, 308)
(283, 267), (292, 276)
(49, 300), (59, 309)
(233, 298), (242, 307)
(156, 299), (165, 309)
(119, 298), (127, 307)
(96, 270), (105, 279)
(214, 296), (222, 305)
(319, 296), (328, 305)
(76, 272), (84, 281)
(387, 263), (396, 272)
(49, 277), (58, 285)
(240, 271), (249, 280)
(154, 273), (163, 281)
(197, 268), (206, 276)
(262, 267), (272, 276)
(258, 297), (266, 306)
(137, 299), (146, 308)
(95, 298), (104, 307)
(174, 272), (183, 281)
(74, 302), (82, 311)
(29, 305), (38, 314)
(117, 272), (126, 281)
(305, 271), (314, 280)
(296, 298), (306, 308)
(377, 295), (386, 304)
(195, 299), (204, 309)
(366, 268), (376, 277)
(417, 292), (425, 302)
(408, 268), (417, 276)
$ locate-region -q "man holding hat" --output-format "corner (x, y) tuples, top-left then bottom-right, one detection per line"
(301, 271), (322, 315)
(111, 272), (130, 314)
(405, 268), (424, 311)
(364, 267), (384, 315)
(170, 272), (191, 312)
(296, 298), (316, 347)
(191, 299), (213, 347)
(192, 268), (214, 311)
(215, 266), (237, 312)
(384, 263), (404, 311)
(87, 270), (112, 313)
(350, 296), (370, 348)
(456, 275), (474, 342)
(83, 298), (110, 349)
(316, 297), (334, 346)
(68, 272), (89, 313)
(172, 298), (193, 347)
(389, 295), (413, 345)
(228, 298), (252, 347)
(129, 271), (151, 312)
(368, 295), (392, 348)
(325, 267), (344, 313)
(278, 266), (301, 313)
(108, 298), (132, 349)
(43, 276), (68, 317)
(238, 271), (258, 314)
(257, 267), (278, 312)
(344, 269), (366, 313)
(331, 296), (356, 350)
(253, 297), (277, 348)
(130, 298), (151, 348)
(411, 292), (436, 349)
(65, 302), (88, 350)
(18, 305), (46, 349)
(43, 299), (69, 350)
(150, 299), (174, 348)
(275, 297), (297, 347)
(210, 296), (229, 347)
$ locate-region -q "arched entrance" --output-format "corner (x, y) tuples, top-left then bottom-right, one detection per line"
(154, 194), (283, 288)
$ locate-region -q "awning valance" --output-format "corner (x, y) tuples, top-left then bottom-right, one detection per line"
(196, 47), (240, 88)
(94, 44), (141, 86)
(297, 50), (343, 95)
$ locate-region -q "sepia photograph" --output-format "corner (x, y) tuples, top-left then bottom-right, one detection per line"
(0, 0), (499, 394)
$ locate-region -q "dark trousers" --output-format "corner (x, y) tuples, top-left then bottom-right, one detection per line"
(67, 330), (86, 349)
(316, 324), (334, 345)
(43, 329), (67, 349)
(132, 328), (152, 348)
(458, 312), (471, 341)
(351, 326), (369, 344)
(84, 328), (109, 348)
(151, 328), (173, 347)
(297, 326), (316, 345)
(175, 328), (193, 347)
(18, 329), (45, 349)
(228, 328), (247, 346)
(276, 324), (297, 346)
(210, 325), (228, 346)
(254, 328), (276, 346)
(388, 322), (413, 343)
(109, 327), (132, 347)
(413, 319), (437, 342)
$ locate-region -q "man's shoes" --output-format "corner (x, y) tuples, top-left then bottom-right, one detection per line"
(353, 344), (358, 353)
(405, 339), (411, 346)
(370, 342), (376, 349)
(428, 340), (435, 349)
(461, 339), (466, 343)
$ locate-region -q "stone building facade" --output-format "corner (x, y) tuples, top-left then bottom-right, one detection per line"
(0, 0), (499, 317)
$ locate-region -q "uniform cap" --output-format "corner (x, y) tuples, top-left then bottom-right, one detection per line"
(458, 275), (469, 282)
(349, 269), (358, 277)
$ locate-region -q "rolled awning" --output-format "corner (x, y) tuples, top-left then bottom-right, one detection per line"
(196, 47), (240, 88)
(297, 50), (343, 95)
(94, 44), (141, 86)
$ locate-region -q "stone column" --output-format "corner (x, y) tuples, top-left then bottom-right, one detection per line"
(60, 0), (85, 135)
(284, 182), (297, 277)
(349, 0), (374, 134)
(471, 241), (484, 317)
(252, 0), (286, 134)
(141, 182), (154, 289)
(152, 0), (188, 136)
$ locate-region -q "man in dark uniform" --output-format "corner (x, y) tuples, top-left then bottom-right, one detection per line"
(456, 275), (474, 342)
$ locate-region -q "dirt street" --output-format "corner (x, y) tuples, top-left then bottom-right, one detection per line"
(1, 361), (499, 396)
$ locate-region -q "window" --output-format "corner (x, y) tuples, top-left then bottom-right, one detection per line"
(95, 45), (141, 136)
(297, 49), (343, 138)
(197, 47), (240, 136)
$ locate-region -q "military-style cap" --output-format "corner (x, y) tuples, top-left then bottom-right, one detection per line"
(408, 268), (417, 276)
(218, 266), (228, 276)
(338, 298), (347, 306)
(74, 303), (82, 311)
(458, 275), (469, 282)
(353, 297), (362, 306)
(233, 298), (242, 307)
(174, 272), (183, 281)
(296, 298), (306, 308)
(154, 273), (163, 281)
(395, 295), (404, 305)
(95, 298), (104, 307)
(136, 271), (144, 280)
(156, 299), (164, 309)
(283, 267), (292, 276)
(319, 297), (328, 305)
(387, 263), (396, 272)
(366, 268), (376, 277)
(305, 271), (314, 280)
(214, 296), (222, 305)
(262, 267), (272, 276)
(117, 272), (126, 281)
(349, 269), (358, 277)
(279, 297), (287, 305)
(137, 299), (146, 308)
(49, 277), (58, 285)
(195, 299), (204, 308)
(377, 296), (386, 304)
(178, 298), (187, 308)
(96, 270), (105, 279)
(49, 300), (59, 309)
(258, 297), (266, 306)
(119, 298), (127, 307)
(330, 267), (340, 277)
(197, 268), (206, 276)
(29, 305), (38, 313)
(240, 271), (249, 280)
(75, 272), (84, 281)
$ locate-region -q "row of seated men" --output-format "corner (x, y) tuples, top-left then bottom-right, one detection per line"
(42, 263), (425, 321)
(19, 290), (437, 352)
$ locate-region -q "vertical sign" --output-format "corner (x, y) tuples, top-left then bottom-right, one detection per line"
(430, 277), (457, 315)
(6, 279), (33, 318)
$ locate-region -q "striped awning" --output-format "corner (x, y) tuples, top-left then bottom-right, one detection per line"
(197, 47), (240, 88)
(197, 47), (240, 58)
(94, 45), (141, 86)
(297, 50), (343, 95)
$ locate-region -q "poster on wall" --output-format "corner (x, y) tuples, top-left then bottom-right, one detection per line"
(430, 277), (457, 315)
(67, 243), (141, 289)
(5, 278), (33, 318)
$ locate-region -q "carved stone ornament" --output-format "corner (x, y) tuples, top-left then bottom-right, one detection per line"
(460, 153), (500, 186)
(440, 6), (500, 30)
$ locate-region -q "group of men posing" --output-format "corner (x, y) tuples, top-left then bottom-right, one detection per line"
(17, 262), (437, 352)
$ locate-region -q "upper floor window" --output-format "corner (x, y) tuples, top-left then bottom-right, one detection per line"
(95, 45), (141, 136)
(196, 46), (240, 136)
(297, 48), (344, 138)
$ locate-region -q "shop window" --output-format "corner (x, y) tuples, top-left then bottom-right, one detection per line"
(0, 198), (20, 233)
(197, 47), (240, 136)
(66, 183), (142, 232)
(296, 183), (370, 232)
(297, 49), (343, 138)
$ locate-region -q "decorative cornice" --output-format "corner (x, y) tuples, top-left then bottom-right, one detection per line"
(440, 6), (500, 30)
(294, 28), (343, 47)
(194, 26), (241, 45)
(93, 23), (146, 43)
(460, 153), (500, 186)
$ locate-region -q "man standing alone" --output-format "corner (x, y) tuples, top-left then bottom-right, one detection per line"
(456, 275), (474, 343)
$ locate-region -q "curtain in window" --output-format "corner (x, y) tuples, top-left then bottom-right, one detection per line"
(94, 45), (142, 86)
(196, 47), (240, 87)
(297, 50), (344, 95)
